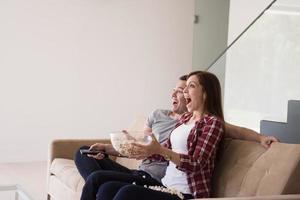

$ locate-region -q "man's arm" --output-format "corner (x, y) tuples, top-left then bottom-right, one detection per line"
(143, 125), (152, 135)
(225, 123), (279, 148)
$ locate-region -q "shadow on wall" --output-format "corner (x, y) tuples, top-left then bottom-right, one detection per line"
(261, 100), (300, 144)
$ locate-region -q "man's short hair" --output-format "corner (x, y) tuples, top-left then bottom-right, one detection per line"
(179, 75), (187, 81)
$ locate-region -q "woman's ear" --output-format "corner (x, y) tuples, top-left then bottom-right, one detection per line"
(203, 93), (207, 100)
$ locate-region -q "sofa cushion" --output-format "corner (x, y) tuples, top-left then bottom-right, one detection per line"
(50, 157), (141, 193)
(50, 158), (85, 192)
(212, 140), (300, 197)
(48, 175), (81, 200)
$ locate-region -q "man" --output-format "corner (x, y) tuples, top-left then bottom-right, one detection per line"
(75, 75), (278, 200)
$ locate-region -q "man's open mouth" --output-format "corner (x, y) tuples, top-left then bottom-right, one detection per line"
(172, 101), (178, 106)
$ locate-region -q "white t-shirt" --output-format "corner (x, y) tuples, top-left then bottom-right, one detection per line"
(161, 123), (194, 194)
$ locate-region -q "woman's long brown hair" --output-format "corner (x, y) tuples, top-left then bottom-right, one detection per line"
(187, 71), (224, 122)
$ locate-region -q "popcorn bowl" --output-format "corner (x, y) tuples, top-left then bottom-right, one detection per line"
(110, 131), (151, 157)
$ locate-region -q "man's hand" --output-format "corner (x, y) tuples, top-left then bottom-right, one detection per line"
(259, 135), (279, 148)
(87, 143), (107, 160)
(89, 143), (106, 151)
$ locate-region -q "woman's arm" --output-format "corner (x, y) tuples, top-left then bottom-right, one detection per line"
(157, 146), (181, 165)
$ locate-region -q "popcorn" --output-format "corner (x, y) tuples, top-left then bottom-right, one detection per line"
(147, 185), (184, 200)
(110, 132), (149, 157)
(118, 142), (135, 156)
(130, 182), (184, 199)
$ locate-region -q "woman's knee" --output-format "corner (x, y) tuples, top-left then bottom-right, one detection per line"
(114, 185), (144, 200)
(96, 181), (129, 200)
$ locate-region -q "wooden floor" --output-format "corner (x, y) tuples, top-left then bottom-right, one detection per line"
(0, 161), (46, 200)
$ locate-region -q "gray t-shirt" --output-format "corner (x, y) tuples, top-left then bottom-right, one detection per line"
(138, 109), (177, 182)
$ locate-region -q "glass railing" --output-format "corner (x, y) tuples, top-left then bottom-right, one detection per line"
(207, 0), (300, 143)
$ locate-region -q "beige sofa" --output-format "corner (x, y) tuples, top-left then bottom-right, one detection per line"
(47, 119), (300, 200)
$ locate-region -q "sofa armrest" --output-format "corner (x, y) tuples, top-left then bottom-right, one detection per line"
(48, 139), (111, 163)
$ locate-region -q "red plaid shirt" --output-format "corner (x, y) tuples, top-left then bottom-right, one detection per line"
(149, 112), (224, 198)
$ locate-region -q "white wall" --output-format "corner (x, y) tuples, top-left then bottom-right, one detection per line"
(0, 0), (194, 162)
(224, 0), (300, 131)
(228, 0), (274, 44)
(192, 0), (230, 69)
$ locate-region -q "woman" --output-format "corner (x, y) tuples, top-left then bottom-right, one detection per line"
(95, 71), (225, 200)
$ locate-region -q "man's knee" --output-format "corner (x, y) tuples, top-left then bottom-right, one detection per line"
(86, 171), (100, 182)
(74, 145), (90, 161)
(85, 171), (109, 186)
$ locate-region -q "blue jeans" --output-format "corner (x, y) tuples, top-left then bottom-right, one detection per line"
(96, 181), (193, 200)
(74, 146), (161, 200)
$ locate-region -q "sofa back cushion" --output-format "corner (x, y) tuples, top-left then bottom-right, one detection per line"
(212, 139), (300, 197)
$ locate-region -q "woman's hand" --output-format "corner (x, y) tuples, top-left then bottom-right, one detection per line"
(122, 130), (137, 141)
(130, 133), (162, 160)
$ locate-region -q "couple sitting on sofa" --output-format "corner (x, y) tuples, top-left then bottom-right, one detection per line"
(75, 71), (278, 200)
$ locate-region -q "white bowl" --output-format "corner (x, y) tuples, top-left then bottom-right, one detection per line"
(110, 131), (151, 157)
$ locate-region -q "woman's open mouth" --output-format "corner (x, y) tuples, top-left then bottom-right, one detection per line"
(185, 97), (191, 106)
